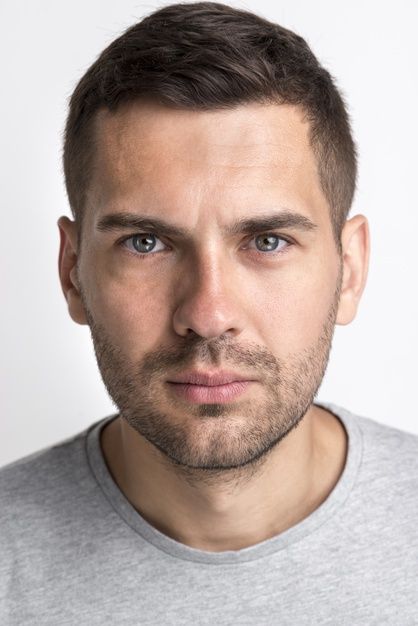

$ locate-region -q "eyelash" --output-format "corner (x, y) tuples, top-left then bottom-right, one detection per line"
(117, 232), (294, 259)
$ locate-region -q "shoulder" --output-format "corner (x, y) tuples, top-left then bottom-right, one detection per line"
(324, 401), (418, 500)
(356, 411), (418, 500)
(0, 419), (111, 604)
(353, 408), (418, 468)
(0, 426), (88, 494)
(323, 401), (418, 458)
(0, 421), (104, 543)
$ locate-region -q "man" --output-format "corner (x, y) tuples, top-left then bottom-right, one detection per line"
(1, 2), (417, 623)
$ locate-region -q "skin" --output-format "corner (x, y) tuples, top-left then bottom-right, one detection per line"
(58, 101), (369, 552)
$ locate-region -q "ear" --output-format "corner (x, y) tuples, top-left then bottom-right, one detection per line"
(336, 214), (370, 325)
(57, 216), (88, 325)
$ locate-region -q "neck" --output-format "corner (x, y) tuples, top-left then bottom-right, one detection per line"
(100, 404), (347, 552)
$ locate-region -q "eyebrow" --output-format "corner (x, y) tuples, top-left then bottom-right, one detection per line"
(96, 210), (318, 239)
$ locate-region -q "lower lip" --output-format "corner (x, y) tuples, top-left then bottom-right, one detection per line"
(167, 381), (253, 403)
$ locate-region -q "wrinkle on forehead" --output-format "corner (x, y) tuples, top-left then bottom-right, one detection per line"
(92, 101), (313, 167)
(87, 101), (326, 226)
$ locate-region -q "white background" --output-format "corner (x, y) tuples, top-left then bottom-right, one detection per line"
(1, 0), (417, 467)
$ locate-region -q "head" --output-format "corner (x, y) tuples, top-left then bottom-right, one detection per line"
(58, 2), (369, 478)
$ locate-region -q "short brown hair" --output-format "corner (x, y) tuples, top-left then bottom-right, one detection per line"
(63, 1), (357, 248)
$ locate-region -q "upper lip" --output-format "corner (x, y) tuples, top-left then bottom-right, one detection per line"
(168, 370), (255, 386)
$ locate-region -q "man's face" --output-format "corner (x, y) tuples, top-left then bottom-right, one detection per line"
(65, 102), (346, 473)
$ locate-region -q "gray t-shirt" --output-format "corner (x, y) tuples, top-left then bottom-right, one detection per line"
(1, 401), (418, 625)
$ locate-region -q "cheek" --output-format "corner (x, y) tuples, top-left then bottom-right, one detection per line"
(256, 262), (338, 352)
(86, 267), (170, 357)
(83, 245), (339, 357)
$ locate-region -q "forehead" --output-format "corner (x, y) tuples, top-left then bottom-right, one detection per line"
(87, 101), (328, 226)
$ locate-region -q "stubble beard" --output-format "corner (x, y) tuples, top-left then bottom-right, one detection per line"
(80, 269), (341, 486)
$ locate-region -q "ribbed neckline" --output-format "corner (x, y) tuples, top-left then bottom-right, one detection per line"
(85, 401), (363, 564)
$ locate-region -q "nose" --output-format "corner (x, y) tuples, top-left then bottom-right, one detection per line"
(172, 252), (244, 340)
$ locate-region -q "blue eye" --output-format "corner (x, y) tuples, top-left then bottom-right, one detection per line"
(118, 232), (292, 258)
(121, 233), (167, 256)
(249, 233), (290, 254)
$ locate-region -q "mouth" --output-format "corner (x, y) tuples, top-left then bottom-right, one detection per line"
(166, 380), (254, 403)
(168, 369), (256, 386)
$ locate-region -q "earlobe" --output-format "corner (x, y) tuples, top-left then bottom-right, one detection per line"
(336, 214), (370, 326)
(57, 216), (88, 326)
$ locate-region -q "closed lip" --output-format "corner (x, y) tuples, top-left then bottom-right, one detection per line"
(167, 370), (256, 386)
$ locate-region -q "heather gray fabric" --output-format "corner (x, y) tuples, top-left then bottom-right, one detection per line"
(1, 401), (418, 625)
